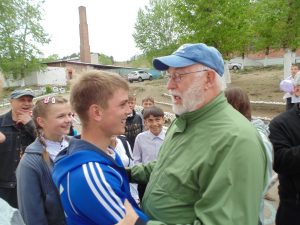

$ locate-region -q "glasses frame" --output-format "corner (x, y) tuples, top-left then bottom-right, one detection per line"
(166, 69), (208, 83)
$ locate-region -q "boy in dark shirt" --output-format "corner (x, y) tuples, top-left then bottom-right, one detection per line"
(125, 94), (143, 149)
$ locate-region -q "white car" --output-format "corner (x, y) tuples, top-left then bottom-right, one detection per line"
(228, 62), (242, 70)
(128, 71), (153, 83)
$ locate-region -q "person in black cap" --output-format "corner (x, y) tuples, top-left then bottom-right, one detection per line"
(0, 89), (36, 208)
(121, 43), (268, 225)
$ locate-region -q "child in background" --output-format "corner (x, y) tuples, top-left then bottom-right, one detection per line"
(125, 94), (143, 149)
(140, 96), (155, 130)
(133, 106), (166, 200)
(133, 106), (165, 164)
(17, 96), (72, 225)
(141, 96), (155, 111)
(279, 64), (299, 110)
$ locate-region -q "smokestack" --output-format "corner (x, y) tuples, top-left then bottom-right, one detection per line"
(79, 6), (91, 63)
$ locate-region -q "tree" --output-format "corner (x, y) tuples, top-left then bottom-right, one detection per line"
(133, 0), (181, 60)
(41, 54), (60, 63)
(98, 53), (114, 65)
(253, 0), (300, 76)
(0, 0), (49, 79)
(172, 0), (255, 59)
(61, 53), (80, 60)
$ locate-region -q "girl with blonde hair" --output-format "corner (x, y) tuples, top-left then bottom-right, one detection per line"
(16, 96), (72, 225)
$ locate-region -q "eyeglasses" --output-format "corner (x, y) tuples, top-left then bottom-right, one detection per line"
(166, 69), (208, 83)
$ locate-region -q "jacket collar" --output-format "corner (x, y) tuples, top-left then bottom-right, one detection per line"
(172, 92), (227, 133)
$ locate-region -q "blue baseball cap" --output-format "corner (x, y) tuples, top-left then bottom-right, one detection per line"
(10, 89), (35, 99)
(153, 43), (224, 76)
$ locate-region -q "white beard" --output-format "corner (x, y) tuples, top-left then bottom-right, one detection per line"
(171, 81), (205, 115)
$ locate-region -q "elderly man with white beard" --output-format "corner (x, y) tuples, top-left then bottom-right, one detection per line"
(120, 43), (268, 225)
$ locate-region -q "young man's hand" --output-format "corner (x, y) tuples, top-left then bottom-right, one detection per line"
(116, 200), (139, 225)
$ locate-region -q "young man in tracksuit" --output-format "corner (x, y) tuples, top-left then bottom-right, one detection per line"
(52, 70), (148, 225)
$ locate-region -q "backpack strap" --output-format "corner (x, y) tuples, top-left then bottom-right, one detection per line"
(117, 135), (133, 160)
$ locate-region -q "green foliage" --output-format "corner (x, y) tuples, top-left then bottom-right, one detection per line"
(61, 53), (80, 60)
(129, 55), (152, 68)
(45, 85), (52, 94)
(0, 0), (49, 79)
(40, 54), (60, 63)
(172, 0), (254, 57)
(133, 0), (181, 58)
(99, 54), (114, 65)
(252, 0), (300, 52)
(133, 0), (300, 60)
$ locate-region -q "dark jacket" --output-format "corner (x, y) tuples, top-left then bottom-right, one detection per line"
(269, 104), (300, 199)
(125, 110), (143, 148)
(0, 110), (35, 188)
(16, 138), (66, 225)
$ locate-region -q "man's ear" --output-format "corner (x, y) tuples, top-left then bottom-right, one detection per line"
(204, 70), (216, 90)
(88, 104), (103, 122)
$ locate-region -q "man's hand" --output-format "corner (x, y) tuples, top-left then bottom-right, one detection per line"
(16, 109), (32, 125)
(116, 200), (139, 225)
(0, 132), (5, 143)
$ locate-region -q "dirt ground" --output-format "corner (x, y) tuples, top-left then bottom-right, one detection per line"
(130, 67), (286, 120)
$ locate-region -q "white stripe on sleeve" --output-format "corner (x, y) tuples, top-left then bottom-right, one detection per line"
(82, 163), (123, 221)
(94, 163), (125, 211)
(67, 172), (79, 215)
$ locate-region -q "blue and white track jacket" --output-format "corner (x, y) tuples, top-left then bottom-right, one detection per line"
(52, 138), (148, 225)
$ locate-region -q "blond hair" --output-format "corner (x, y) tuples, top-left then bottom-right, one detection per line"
(142, 96), (154, 104)
(32, 96), (68, 165)
(70, 70), (129, 126)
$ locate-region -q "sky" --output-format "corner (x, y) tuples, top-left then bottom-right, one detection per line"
(40, 0), (149, 61)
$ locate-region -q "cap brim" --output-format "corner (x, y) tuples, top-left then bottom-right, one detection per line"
(12, 94), (34, 99)
(153, 55), (197, 71)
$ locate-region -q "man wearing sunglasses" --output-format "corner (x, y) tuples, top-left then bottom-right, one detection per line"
(121, 43), (268, 225)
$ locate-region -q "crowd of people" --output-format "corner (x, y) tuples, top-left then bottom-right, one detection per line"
(0, 43), (299, 225)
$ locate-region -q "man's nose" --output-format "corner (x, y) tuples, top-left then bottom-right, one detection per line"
(166, 78), (177, 90)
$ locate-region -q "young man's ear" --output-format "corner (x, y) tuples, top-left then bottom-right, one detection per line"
(88, 104), (103, 121)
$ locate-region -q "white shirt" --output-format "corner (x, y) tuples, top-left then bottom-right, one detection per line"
(133, 129), (166, 165)
(45, 137), (69, 161)
(282, 75), (294, 99)
(113, 137), (139, 203)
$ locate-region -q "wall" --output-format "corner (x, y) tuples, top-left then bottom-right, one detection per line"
(35, 67), (67, 86)
(3, 67), (67, 87)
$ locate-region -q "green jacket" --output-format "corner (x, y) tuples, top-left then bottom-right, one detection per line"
(131, 93), (268, 225)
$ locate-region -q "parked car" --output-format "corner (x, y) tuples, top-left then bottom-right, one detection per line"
(128, 70), (153, 83)
(228, 62), (242, 70)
